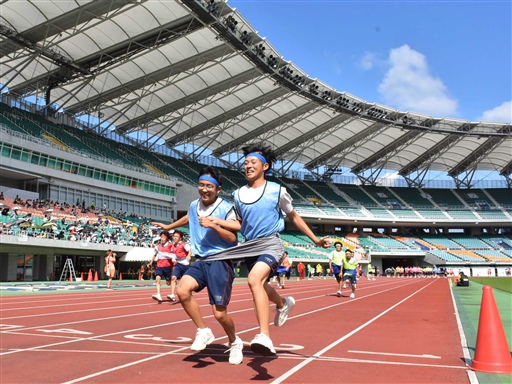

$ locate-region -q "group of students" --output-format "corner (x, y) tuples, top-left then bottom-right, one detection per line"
(327, 241), (359, 298)
(147, 230), (191, 302)
(149, 143), (331, 365)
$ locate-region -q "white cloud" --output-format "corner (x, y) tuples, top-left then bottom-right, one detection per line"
(378, 45), (458, 116)
(479, 101), (512, 123)
(359, 51), (378, 70)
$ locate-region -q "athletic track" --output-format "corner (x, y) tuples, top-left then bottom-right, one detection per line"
(1, 277), (475, 383)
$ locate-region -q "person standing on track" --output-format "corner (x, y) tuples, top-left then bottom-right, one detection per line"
(297, 261), (305, 280)
(328, 242), (345, 297)
(153, 167), (243, 365)
(148, 231), (175, 303)
(216, 143), (331, 356)
(167, 230), (192, 302)
(104, 249), (116, 289)
(342, 249), (358, 298)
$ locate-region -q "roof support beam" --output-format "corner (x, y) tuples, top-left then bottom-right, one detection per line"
(165, 87), (289, 146)
(0, 0), (141, 57)
(398, 134), (464, 177)
(8, 10), (198, 97)
(275, 112), (351, 157)
(351, 130), (422, 174)
(305, 121), (386, 169)
(213, 101), (318, 156)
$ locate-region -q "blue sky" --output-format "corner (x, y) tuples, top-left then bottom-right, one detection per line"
(229, 0), (512, 123)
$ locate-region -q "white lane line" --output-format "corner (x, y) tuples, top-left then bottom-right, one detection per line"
(449, 279), (479, 384)
(270, 280), (439, 384)
(2, 279), (428, 383)
(348, 350), (441, 359)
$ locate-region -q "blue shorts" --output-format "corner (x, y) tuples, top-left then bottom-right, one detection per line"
(276, 266), (289, 275)
(247, 254), (280, 276)
(343, 270), (357, 285)
(185, 260), (234, 307)
(155, 266), (172, 281)
(172, 263), (189, 279)
(332, 264), (342, 276)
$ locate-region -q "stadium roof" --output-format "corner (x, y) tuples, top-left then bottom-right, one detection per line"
(1, 0), (511, 188)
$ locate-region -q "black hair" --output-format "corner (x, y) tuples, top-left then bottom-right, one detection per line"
(334, 241), (342, 247)
(160, 231), (172, 240)
(199, 166), (223, 187)
(241, 142), (277, 170)
(345, 249), (354, 253)
(173, 230), (183, 238)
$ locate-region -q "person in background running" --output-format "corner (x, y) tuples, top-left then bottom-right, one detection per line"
(328, 242), (344, 297)
(275, 250), (292, 289)
(148, 231), (174, 303)
(167, 230), (192, 302)
(342, 249), (358, 298)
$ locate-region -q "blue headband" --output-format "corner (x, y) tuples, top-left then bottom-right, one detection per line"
(198, 175), (220, 187)
(246, 152), (267, 164)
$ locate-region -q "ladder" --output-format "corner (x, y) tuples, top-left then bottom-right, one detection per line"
(59, 258), (77, 282)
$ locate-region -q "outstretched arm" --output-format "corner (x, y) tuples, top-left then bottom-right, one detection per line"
(152, 215), (189, 231)
(286, 210), (331, 248)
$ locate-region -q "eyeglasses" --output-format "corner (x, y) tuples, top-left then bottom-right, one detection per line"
(197, 183), (217, 191)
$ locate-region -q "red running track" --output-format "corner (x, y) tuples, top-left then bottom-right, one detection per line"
(0, 277), (471, 383)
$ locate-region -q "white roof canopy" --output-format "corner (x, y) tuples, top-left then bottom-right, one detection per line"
(1, 0), (510, 188)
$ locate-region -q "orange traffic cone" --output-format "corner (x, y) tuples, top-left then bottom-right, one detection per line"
(119, 272), (123, 281)
(87, 269), (93, 282)
(80, 272), (84, 281)
(69, 273), (72, 282)
(94, 271), (99, 282)
(471, 285), (512, 373)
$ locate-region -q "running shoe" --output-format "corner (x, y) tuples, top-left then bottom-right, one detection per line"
(191, 327), (214, 351)
(274, 296), (295, 327)
(226, 336), (244, 364)
(152, 293), (162, 303)
(167, 294), (176, 302)
(350, 292), (355, 298)
(342, 284), (347, 289)
(250, 333), (276, 356)
(336, 290), (342, 297)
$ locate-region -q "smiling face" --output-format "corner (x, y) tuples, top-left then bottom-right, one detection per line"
(197, 175), (221, 206)
(244, 155), (269, 185)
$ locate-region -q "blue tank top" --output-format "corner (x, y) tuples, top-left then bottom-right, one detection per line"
(233, 181), (284, 240)
(189, 198), (237, 257)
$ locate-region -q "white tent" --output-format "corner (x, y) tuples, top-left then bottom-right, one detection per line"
(121, 248), (155, 262)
